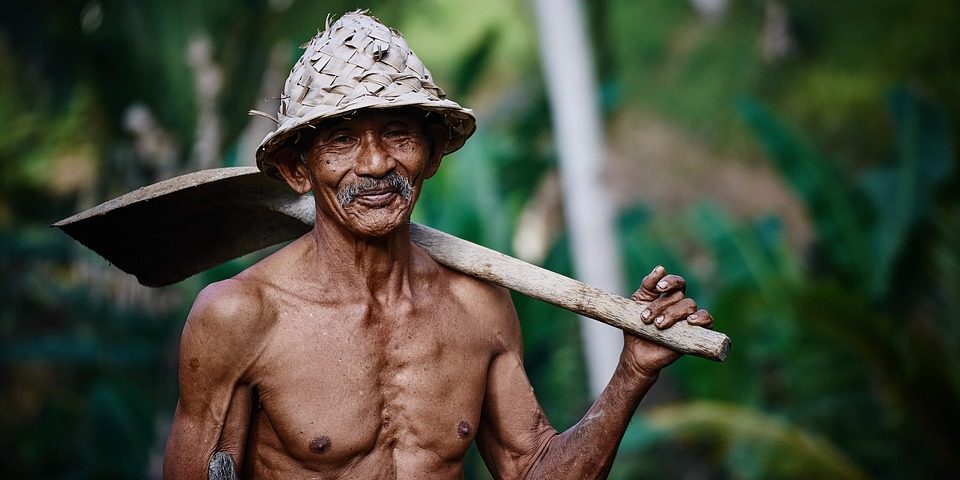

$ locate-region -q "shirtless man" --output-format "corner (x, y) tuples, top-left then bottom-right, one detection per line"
(163, 12), (713, 479)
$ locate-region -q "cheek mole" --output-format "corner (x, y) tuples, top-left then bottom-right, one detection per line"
(456, 420), (471, 439)
(309, 435), (332, 454)
(188, 358), (200, 372)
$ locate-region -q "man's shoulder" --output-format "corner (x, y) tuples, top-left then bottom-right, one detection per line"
(438, 268), (522, 354)
(186, 275), (274, 341)
(448, 271), (513, 308)
(414, 246), (511, 305)
(176, 276), (273, 379)
(416, 248), (518, 331)
(231, 233), (317, 290)
(193, 277), (264, 317)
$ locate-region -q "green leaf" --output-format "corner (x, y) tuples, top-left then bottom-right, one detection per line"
(738, 98), (874, 284)
(691, 204), (798, 305)
(860, 86), (955, 297)
(645, 401), (870, 480)
(451, 26), (500, 97)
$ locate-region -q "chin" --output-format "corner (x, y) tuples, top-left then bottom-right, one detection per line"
(342, 208), (411, 239)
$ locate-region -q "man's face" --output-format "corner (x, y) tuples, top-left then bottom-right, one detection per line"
(298, 109), (439, 238)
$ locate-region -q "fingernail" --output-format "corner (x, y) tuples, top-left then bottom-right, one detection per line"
(688, 313), (699, 320)
(657, 280), (669, 290)
(655, 315), (664, 326)
(641, 309), (650, 320)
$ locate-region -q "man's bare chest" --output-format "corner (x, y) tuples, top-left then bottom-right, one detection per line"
(244, 299), (494, 472)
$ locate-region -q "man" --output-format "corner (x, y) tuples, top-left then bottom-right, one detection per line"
(163, 11), (713, 479)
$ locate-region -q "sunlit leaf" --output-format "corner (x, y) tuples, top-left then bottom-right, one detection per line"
(645, 401), (870, 480)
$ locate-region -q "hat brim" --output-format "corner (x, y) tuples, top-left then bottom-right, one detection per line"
(255, 98), (476, 179)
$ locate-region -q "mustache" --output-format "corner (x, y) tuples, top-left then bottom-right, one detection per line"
(337, 172), (414, 207)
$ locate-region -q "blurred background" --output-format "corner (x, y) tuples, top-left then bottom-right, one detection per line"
(1, 0), (958, 478)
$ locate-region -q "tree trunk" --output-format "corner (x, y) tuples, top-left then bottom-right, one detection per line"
(531, 0), (625, 398)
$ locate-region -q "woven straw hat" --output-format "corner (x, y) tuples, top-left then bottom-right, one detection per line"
(254, 11), (476, 178)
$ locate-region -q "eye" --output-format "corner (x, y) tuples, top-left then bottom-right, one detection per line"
(331, 134), (353, 145)
(384, 128), (408, 139)
(386, 119), (420, 137)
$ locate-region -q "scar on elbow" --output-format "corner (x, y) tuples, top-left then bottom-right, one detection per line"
(457, 420), (471, 439)
(208, 451), (238, 480)
(310, 435), (332, 454)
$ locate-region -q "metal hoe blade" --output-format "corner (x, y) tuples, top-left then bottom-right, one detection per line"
(54, 167), (313, 287)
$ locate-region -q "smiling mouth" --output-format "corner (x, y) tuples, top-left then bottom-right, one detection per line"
(353, 189), (400, 207)
(338, 172), (414, 207)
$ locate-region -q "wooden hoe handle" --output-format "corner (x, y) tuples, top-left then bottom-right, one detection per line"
(410, 224), (730, 361)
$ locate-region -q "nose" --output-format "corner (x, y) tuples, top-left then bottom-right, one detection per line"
(354, 131), (396, 177)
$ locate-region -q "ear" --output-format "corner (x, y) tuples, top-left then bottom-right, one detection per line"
(272, 146), (313, 195)
(423, 124), (449, 179)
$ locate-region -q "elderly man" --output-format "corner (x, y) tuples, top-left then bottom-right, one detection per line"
(163, 11), (713, 480)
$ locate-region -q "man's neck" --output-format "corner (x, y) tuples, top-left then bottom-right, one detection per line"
(304, 215), (416, 304)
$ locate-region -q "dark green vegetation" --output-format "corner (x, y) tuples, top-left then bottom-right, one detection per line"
(1, 0), (957, 478)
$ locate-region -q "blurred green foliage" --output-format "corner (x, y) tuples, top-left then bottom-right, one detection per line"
(1, 0), (958, 478)
(628, 88), (958, 479)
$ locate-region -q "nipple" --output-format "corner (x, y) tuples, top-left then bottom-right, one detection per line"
(456, 420), (471, 439)
(309, 435), (332, 454)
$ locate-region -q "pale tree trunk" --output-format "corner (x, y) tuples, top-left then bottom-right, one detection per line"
(531, 0), (625, 398)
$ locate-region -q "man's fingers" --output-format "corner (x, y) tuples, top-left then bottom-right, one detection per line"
(655, 274), (686, 294)
(654, 298), (697, 329)
(686, 309), (714, 328)
(639, 290), (683, 324)
(643, 265), (666, 290)
(632, 265), (666, 301)
(633, 266), (712, 330)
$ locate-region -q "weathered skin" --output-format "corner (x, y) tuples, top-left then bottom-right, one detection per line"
(163, 110), (713, 479)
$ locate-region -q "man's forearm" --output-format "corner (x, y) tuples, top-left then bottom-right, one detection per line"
(523, 361), (658, 479)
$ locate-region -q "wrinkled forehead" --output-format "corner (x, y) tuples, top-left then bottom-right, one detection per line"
(291, 107), (436, 152)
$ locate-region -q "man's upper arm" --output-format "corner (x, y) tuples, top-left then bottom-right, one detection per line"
(474, 286), (557, 480)
(163, 279), (263, 479)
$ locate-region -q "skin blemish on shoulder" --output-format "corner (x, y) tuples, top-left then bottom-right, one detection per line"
(456, 420), (471, 439)
(188, 358), (200, 372)
(309, 435), (332, 454)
